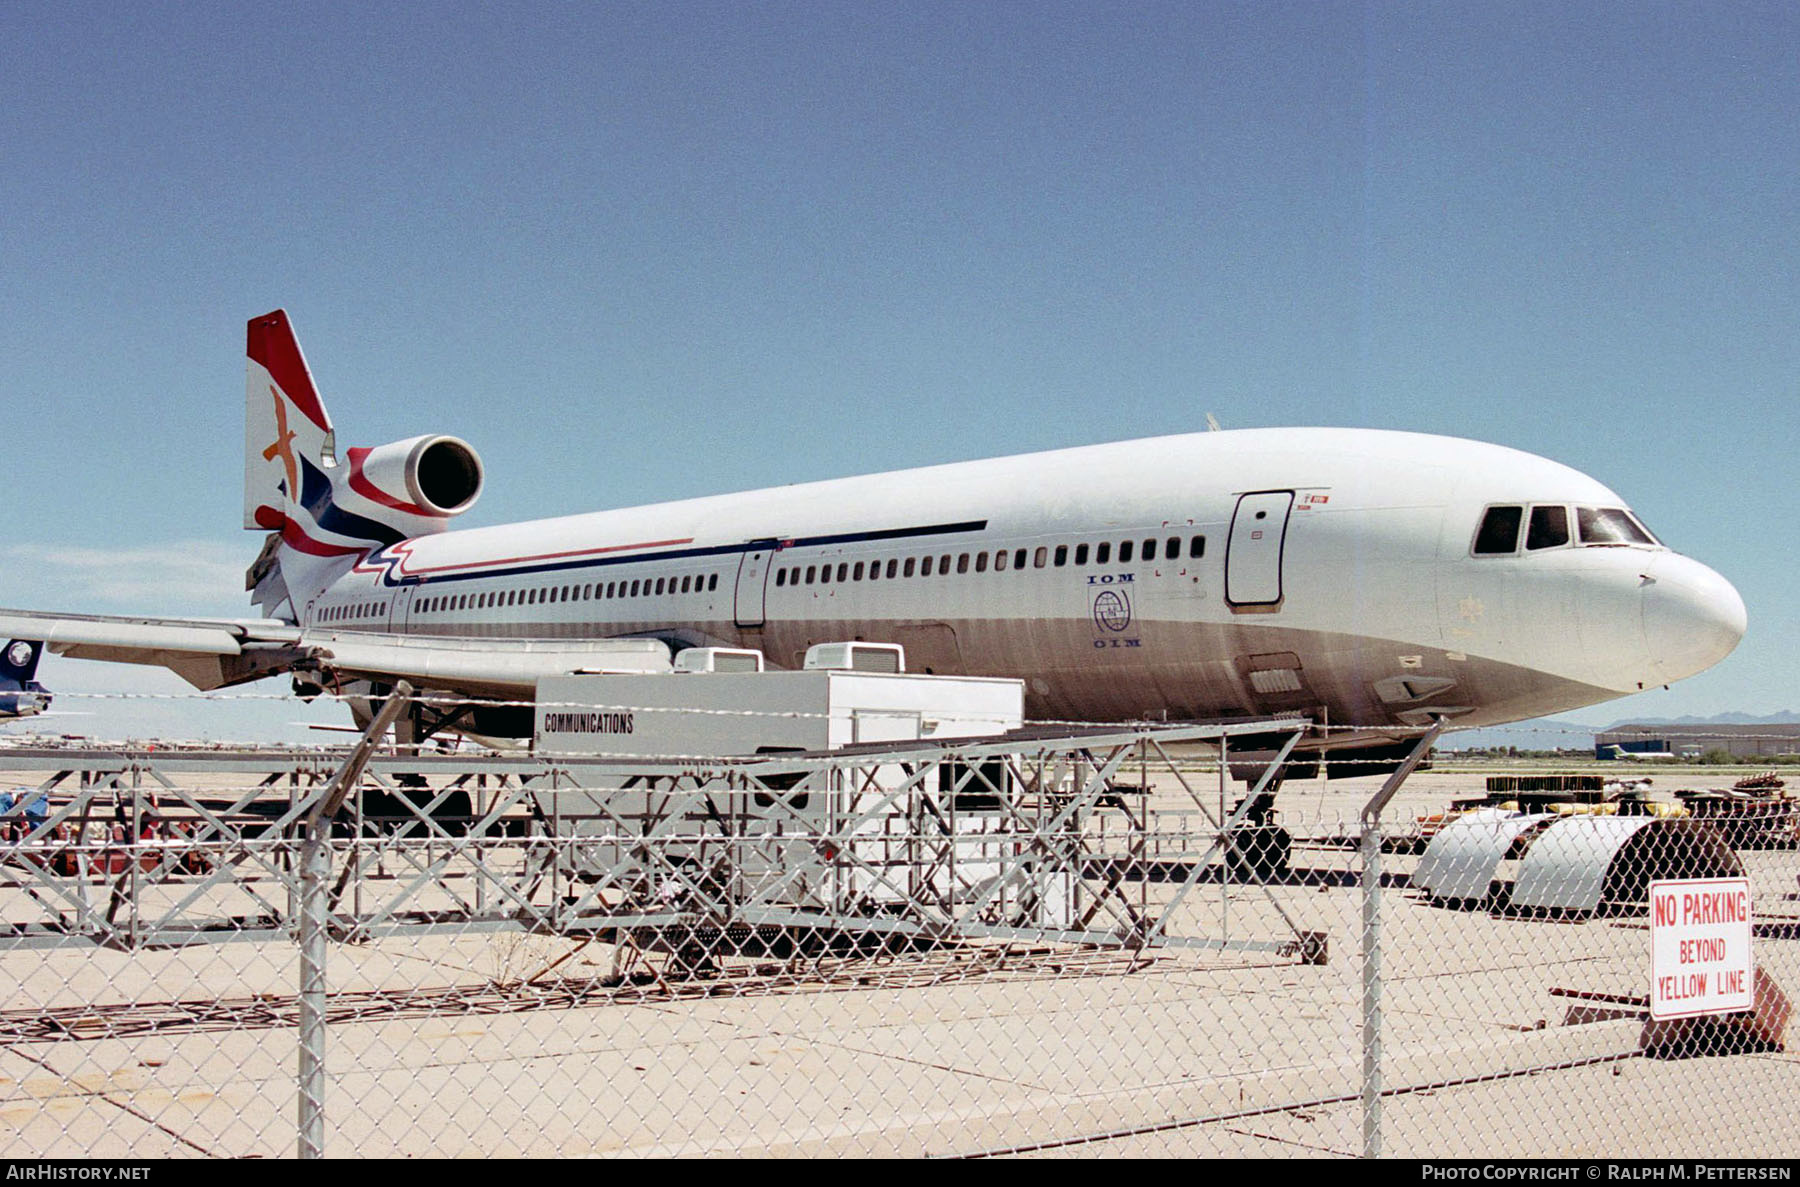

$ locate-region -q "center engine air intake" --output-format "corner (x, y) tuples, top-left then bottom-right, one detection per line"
(350, 435), (484, 520)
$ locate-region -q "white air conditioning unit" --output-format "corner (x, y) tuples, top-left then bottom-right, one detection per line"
(673, 647), (766, 674)
(803, 641), (905, 674)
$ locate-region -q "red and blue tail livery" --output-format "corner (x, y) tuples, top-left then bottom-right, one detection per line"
(243, 310), (483, 618)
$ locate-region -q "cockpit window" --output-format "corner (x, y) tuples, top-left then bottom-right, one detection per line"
(1578, 506), (1657, 546)
(1526, 505), (1570, 550)
(1473, 505), (1523, 555)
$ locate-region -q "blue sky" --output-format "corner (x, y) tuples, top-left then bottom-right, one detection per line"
(2, 2), (1795, 743)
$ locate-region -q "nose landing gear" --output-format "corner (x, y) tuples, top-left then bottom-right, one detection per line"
(1225, 788), (1292, 881)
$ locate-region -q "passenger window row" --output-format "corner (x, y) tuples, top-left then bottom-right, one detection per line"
(329, 527), (1215, 622)
(320, 603), (383, 623)
(772, 534), (1207, 589)
(411, 571), (722, 616)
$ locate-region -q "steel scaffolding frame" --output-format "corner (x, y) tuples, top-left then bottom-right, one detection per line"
(0, 717), (1319, 964)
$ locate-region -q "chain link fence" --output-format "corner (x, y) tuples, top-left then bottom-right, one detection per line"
(1, 716), (1795, 1158)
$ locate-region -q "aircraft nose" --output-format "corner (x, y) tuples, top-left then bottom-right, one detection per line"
(1640, 554), (1746, 685)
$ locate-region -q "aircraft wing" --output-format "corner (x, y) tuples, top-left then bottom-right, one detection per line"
(0, 609), (305, 690)
(0, 609), (672, 696)
(300, 632), (670, 696)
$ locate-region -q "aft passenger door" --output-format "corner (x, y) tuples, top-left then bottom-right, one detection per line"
(388, 585), (416, 632)
(733, 538), (778, 628)
(1226, 491), (1294, 611)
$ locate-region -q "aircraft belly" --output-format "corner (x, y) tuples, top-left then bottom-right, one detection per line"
(390, 602), (1618, 736)
(747, 613), (1618, 734)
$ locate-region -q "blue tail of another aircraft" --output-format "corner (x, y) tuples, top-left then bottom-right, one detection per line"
(0, 639), (51, 719)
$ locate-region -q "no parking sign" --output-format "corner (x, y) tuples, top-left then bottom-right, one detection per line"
(1649, 877), (1754, 1020)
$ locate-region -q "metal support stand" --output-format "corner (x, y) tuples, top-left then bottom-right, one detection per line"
(1358, 717), (1444, 1160)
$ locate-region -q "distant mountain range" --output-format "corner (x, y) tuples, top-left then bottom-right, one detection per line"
(1594, 711), (1800, 729)
(1439, 711), (1800, 752)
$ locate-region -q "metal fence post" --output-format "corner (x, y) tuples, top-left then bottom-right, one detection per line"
(1358, 801), (1384, 1158)
(297, 824), (329, 1159)
(1358, 718), (1444, 1160)
(297, 683), (412, 1160)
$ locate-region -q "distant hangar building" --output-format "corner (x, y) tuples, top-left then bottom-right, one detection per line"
(1596, 723), (1800, 760)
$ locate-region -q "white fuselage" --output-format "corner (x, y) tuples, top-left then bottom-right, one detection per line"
(300, 428), (1745, 735)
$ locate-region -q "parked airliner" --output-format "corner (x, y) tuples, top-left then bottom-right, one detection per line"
(0, 310), (1745, 766)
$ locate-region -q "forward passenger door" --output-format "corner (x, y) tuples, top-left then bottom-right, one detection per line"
(1226, 491), (1294, 611)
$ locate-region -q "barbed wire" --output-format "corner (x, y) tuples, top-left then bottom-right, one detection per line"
(13, 688), (1795, 747)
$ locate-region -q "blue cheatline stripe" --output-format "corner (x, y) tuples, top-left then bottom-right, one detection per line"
(371, 519), (989, 588)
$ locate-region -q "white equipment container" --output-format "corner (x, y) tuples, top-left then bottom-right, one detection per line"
(534, 667), (1021, 757)
(528, 662), (1072, 929)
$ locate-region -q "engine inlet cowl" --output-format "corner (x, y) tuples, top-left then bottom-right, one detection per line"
(349, 435), (483, 518)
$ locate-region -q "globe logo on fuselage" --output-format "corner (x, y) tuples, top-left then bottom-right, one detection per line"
(1093, 589), (1131, 633)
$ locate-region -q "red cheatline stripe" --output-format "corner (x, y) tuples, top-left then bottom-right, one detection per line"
(388, 537), (696, 576)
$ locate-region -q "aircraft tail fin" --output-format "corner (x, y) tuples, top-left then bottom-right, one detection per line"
(245, 310), (338, 534)
(243, 310), (484, 620)
(0, 640), (51, 719)
(1, 640), (44, 686)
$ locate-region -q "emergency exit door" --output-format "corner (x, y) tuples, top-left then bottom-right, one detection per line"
(1226, 491), (1294, 609)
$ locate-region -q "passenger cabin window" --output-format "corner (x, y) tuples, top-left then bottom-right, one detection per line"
(1473, 506), (1524, 555)
(1527, 505), (1570, 550)
(1119, 541), (1133, 563)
